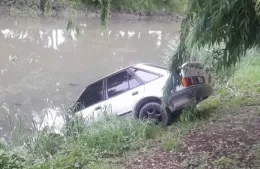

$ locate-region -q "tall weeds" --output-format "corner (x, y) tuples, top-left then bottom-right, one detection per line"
(0, 104), (162, 168)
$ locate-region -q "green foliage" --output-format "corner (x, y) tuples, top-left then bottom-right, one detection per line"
(184, 0), (260, 69)
(84, 0), (185, 26)
(86, 162), (115, 169)
(26, 130), (64, 158)
(72, 116), (160, 154)
(215, 156), (235, 168)
(66, 19), (80, 40)
(43, 0), (51, 14)
(198, 164), (205, 169)
(197, 51), (260, 113)
(179, 103), (211, 123)
(0, 149), (26, 169)
(163, 0), (260, 104)
(24, 110), (162, 168)
(255, 0), (260, 16)
(251, 144), (260, 167)
(189, 45), (239, 84)
(231, 50), (260, 91)
(13, 0), (41, 10)
(101, 0), (110, 27)
(10, 0), (186, 29)
(180, 152), (209, 169)
(109, 0), (185, 14)
(10, 0), (186, 19)
(162, 139), (182, 151)
(163, 39), (238, 89)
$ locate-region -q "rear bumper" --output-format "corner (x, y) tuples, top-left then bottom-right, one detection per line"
(168, 84), (213, 112)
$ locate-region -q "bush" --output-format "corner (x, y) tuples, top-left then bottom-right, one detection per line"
(0, 149), (26, 169)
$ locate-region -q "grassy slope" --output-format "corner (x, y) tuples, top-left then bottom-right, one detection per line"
(0, 52), (259, 169)
(124, 52), (260, 168)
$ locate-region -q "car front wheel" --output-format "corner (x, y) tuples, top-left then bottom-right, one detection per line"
(139, 102), (170, 127)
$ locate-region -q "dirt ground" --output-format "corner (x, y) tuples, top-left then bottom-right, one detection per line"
(124, 106), (260, 169)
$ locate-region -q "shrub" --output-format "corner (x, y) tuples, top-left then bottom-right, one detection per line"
(0, 149), (26, 169)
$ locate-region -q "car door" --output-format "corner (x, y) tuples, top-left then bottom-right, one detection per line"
(129, 67), (166, 98)
(74, 79), (107, 122)
(105, 70), (145, 116)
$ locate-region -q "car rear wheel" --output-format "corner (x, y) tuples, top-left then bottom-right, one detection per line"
(139, 102), (170, 126)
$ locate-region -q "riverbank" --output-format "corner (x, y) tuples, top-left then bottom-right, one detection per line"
(1, 49), (260, 168)
(0, 0), (184, 22)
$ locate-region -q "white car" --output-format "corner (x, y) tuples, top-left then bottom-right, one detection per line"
(71, 63), (169, 121)
(39, 62), (213, 132)
(70, 62), (213, 125)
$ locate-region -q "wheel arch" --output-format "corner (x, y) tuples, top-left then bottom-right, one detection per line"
(132, 96), (162, 118)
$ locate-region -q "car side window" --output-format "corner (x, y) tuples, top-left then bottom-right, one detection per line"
(107, 71), (129, 98)
(129, 72), (141, 89)
(75, 80), (104, 110)
(130, 68), (159, 83)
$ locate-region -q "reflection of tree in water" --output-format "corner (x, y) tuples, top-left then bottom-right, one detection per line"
(0, 27), (68, 51)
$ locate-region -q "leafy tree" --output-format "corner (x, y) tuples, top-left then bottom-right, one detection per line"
(162, 0), (260, 103)
(173, 0), (260, 68)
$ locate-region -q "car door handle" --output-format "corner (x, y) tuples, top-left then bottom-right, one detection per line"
(132, 91), (138, 96)
(95, 106), (101, 110)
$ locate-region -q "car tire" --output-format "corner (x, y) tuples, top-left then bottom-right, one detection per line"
(139, 102), (170, 127)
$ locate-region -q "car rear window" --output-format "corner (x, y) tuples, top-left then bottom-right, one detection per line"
(130, 68), (159, 83)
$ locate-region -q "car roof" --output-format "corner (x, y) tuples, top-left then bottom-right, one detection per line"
(85, 63), (167, 88)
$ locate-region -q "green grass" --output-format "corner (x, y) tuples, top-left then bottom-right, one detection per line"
(252, 144), (260, 167)
(229, 51), (260, 91)
(199, 50), (260, 110)
(162, 139), (182, 151)
(0, 106), (164, 168)
(180, 152), (210, 169)
(0, 149), (26, 169)
(25, 115), (163, 169)
(215, 156), (236, 168)
(256, 107), (260, 116)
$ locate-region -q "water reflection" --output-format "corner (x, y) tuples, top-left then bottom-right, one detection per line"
(1, 28), (165, 50)
(0, 17), (180, 137)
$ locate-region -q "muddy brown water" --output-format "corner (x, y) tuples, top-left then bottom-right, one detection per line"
(0, 15), (180, 139)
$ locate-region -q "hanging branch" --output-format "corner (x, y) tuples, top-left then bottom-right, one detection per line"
(163, 0), (260, 104)
(100, 0), (111, 28)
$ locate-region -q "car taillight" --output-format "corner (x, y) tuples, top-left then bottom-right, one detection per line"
(182, 77), (193, 87)
(182, 76), (205, 87)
